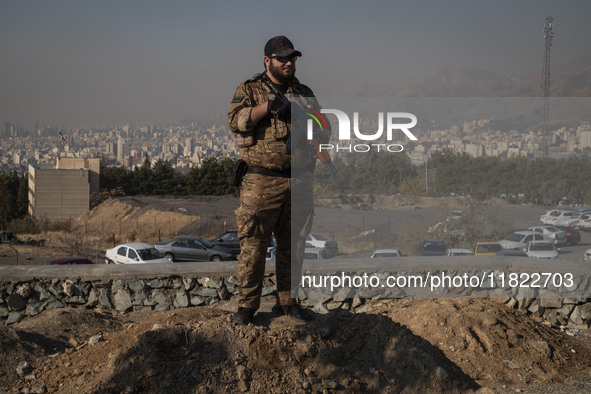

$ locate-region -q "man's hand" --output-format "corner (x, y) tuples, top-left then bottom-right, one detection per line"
(268, 96), (291, 120)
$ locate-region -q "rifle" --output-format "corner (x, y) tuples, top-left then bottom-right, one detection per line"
(260, 75), (349, 199)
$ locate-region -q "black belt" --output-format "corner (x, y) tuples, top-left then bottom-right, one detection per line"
(246, 166), (291, 178)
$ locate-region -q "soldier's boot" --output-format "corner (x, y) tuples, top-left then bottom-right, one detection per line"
(232, 307), (256, 325)
(271, 301), (284, 316)
(283, 304), (314, 323)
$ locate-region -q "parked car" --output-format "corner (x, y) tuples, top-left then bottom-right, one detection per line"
(445, 248), (474, 256)
(209, 230), (241, 256)
(496, 249), (529, 257)
(585, 248), (591, 261)
(304, 247), (329, 259)
(540, 209), (563, 225)
(527, 226), (566, 246)
(525, 241), (559, 259)
(553, 211), (581, 227)
(499, 231), (546, 251)
(371, 249), (402, 258)
(105, 243), (171, 264)
(305, 233), (338, 257)
(474, 242), (502, 256)
(155, 236), (235, 262)
(416, 240), (447, 256)
(44, 256), (94, 265)
(578, 213), (591, 231)
(555, 225), (581, 245)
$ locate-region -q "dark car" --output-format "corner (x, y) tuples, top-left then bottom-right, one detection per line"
(44, 256), (94, 265)
(155, 236), (235, 262)
(416, 240), (447, 256)
(210, 230), (241, 256)
(555, 225), (581, 245)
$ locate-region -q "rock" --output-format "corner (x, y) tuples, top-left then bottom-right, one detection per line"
(86, 289), (99, 307)
(16, 361), (30, 376)
(25, 303), (44, 317)
(190, 296), (205, 306)
(182, 278), (194, 291)
(111, 279), (126, 294)
(198, 277), (220, 289)
(261, 285), (276, 296)
(146, 279), (166, 289)
(505, 298), (517, 309)
(42, 298), (64, 311)
(528, 303), (545, 317)
(539, 298), (563, 308)
(7, 293), (27, 311)
(89, 333), (104, 345)
(0, 306), (8, 318)
(333, 287), (352, 302)
(132, 291), (147, 305)
(6, 311), (25, 325)
(312, 303), (329, 315)
(325, 301), (343, 310)
(98, 288), (112, 308)
(530, 340), (552, 357)
(34, 283), (52, 301)
(504, 360), (521, 370)
(570, 304), (591, 325)
(128, 280), (146, 292)
(480, 313), (498, 327)
(193, 288), (218, 298)
(113, 289), (132, 312)
(16, 284), (32, 298)
(351, 296), (363, 309)
(173, 291), (189, 308)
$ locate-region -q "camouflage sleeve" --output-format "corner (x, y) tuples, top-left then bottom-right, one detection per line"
(228, 83), (254, 133)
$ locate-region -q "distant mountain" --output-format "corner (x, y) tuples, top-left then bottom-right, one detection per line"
(335, 57), (591, 97)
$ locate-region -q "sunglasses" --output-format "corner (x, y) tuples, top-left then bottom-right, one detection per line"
(269, 55), (298, 63)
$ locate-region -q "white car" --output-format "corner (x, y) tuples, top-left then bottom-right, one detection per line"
(371, 248), (402, 258)
(540, 210), (563, 225)
(499, 231), (546, 251)
(585, 248), (591, 261)
(527, 226), (566, 246)
(305, 233), (338, 257)
(525, 241), (559, 259)
(579, 213), (591, 231)
(445, 248), (474, 256)
(553, 211), (581, 227)
(105, 243), (171, 264)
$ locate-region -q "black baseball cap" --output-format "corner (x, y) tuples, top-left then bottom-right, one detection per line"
(264, 36), (302, 57)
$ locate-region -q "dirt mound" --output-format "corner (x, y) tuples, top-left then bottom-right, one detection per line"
(4, 299), (591, 393)
(378, 299), (591, 388)
(16, 307), (476, 393)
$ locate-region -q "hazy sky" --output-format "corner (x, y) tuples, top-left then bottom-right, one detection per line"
(1, 0), (591, 128)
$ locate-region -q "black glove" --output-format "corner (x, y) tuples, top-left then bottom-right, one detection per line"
(268, 96), (291, 121)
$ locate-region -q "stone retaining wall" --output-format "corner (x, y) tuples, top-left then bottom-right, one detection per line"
(2, 274), (591, 328)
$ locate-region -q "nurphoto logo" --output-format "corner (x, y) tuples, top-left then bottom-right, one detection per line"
(306, 109), (418, 153)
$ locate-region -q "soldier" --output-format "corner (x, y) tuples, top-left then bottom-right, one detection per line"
(228, 36), (319, 325)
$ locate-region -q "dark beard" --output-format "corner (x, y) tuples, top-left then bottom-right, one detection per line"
(268, 60), (294, 85)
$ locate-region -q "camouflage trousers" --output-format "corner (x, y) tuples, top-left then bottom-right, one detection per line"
(235, 172), (313, 310)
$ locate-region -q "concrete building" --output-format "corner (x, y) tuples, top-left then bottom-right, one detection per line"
(28, 158), (101, 221)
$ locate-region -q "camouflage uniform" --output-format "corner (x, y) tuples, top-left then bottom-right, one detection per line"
(228, 74), (318, 310)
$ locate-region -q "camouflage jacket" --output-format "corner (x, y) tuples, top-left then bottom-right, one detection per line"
(228, 73), (320, 171)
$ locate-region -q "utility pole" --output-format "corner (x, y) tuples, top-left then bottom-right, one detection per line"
(540, 16), (553, 154)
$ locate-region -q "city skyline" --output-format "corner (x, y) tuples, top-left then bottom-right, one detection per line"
(2, 0), (591, 128)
